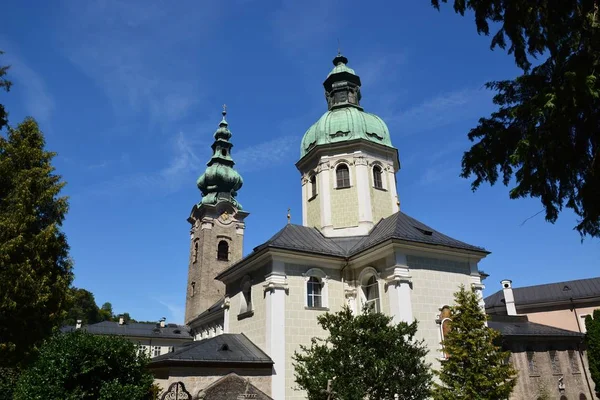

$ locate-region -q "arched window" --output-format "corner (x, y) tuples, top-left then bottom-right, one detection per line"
(193, 239), (199, 263)
(190, 281), (195, 297)
(307, 277), (322, 308)
(362, 275), (380, 313)
(336, 164), (350, 188)
(217, 240), (229, 261)
(373, 165), (383, 189)
(310, 174), (317, 198)
(579, 394), (587, 400)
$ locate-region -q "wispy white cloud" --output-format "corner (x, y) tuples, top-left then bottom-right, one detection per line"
(58, 1), (221, 124)
(234, 135), (298, 172)
(155, 298), (185, 325)
(385, 87), (493, 136)
(0, 38), (54, 123)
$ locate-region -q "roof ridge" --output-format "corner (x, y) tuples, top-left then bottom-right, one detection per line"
(513, 276), (600, 292)
(347, 214), (390, 253)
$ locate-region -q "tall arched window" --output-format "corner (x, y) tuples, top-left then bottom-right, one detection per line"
(373, 165), (383, 189)
(362, 275), (380, 312)
(307, 277), (322, 308)
(217, 240), (229, 261)
(193, 239), (199, 263)
(336, 164), (350, 188)
(310, 174), (317, 198)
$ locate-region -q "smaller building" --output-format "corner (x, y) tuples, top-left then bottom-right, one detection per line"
(485, 278), (600, 400)
(489, 315), (592, 400)
(149, 333), (273, 400)
(62, 319), (193, 358)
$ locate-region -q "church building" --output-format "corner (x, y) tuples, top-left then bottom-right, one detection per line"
(150, 53), (490, 400)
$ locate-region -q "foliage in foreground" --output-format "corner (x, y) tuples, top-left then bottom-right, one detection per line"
(14, 331), (155, 400)
(432, 285), (516, 400)
(585, 309), (600, 396)
(0, 118), (73, 367)
(431, 0), (600, 238)
(293, 306), (432, 400)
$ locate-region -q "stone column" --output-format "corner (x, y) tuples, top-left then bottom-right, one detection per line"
(387, 163), (400, 213)
(264, 269), (287, 400)
(355, 156), (374, 232)
(386, 251), (413, 323)
(222, 296), (230, 333)
(344, 282), (358, 314)
(301, 175), (308, 226)
(318, 160), (333, 232)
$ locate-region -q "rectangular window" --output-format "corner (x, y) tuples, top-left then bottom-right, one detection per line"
(569, 350), (581, 373)
(527, 351), (538, 375)
(549, 350), (561, 374)
(336, 166), (350, 188)
(307, 277), (322, 308)
(152, 346), (161, 357)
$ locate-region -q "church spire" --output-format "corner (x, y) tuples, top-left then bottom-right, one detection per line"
(323, 53), (362, 111)
(196, 107), (243, 210)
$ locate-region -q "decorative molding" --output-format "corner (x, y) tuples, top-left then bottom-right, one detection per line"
(222, 296), (230, 310)
(263, 273), (288, 293)
(385, 267), (412, 288)
(354, 156), (368, 166)
(317, 161), (331, 173)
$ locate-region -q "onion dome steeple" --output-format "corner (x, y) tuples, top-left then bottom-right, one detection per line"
(299, 53), (394, 158)
(196, 106), (243, 209)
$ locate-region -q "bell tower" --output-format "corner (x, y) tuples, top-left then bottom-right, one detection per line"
(296, 53), (400, 237)
(184, 107), (248, 324)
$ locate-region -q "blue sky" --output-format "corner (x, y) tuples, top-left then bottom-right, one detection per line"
(2, 0), (598, 324)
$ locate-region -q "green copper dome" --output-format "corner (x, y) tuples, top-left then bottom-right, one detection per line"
(197, 109), (243, 209)
(300, 53), (394, 158)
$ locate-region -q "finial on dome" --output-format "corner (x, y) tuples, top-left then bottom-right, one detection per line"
(332, 44), (348, 66)
(220, 104), (228, 126)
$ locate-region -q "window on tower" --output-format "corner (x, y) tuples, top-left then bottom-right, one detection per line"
(373, 165), (383, 189)
(193, 239), (199, 263)
(336, 164), (350, 188)
(310, 174), (317, 198)
(217, 241), (229, 261)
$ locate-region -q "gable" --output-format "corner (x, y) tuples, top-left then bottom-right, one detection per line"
(198, 373), (273, 400)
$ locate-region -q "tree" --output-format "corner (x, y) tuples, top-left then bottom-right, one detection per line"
(431, 0), (600, 238)
(0, 51), (11, 132)
(100, 302), (114, 321)
(14, 331), (155, 399)
(0, 118), (73, 367)
(63, 288), (103, 325)
(293, 306), (432, 400)
(432, 285), (516, 400)
(585, 309), (600, 397)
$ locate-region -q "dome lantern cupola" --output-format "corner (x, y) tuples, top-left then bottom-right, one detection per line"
(196, 107), (244, 210)
(300, 53), (394, 159)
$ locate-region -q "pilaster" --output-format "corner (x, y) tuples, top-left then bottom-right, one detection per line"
(386, 251), (413, 323)
(264, 267), (287, 400)
(355, 156), (374, 231)
(301, 176), (308, 226)
(222, 296), (230, 333)
(344, 281), (358, 314)
(318, 160), (332, 231)
(384, 163), (399, 213)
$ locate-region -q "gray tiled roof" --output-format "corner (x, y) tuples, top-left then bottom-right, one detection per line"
(256, 211), (486, 257)
(149, 333), (273, 366)
(488, 317), (584, 338)
(254, 224), (347, 256)
(61, 321), (193, 340)
(349, 211), (488, 254)
(485, 277), (600, 310)
(217, 211), (487, 280)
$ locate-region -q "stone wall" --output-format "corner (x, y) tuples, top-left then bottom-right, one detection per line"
(284, 263), (346, 400)
(507, 344), (593, 400)
(227, 268), (268, 351)
(407, 255), (473, 367)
